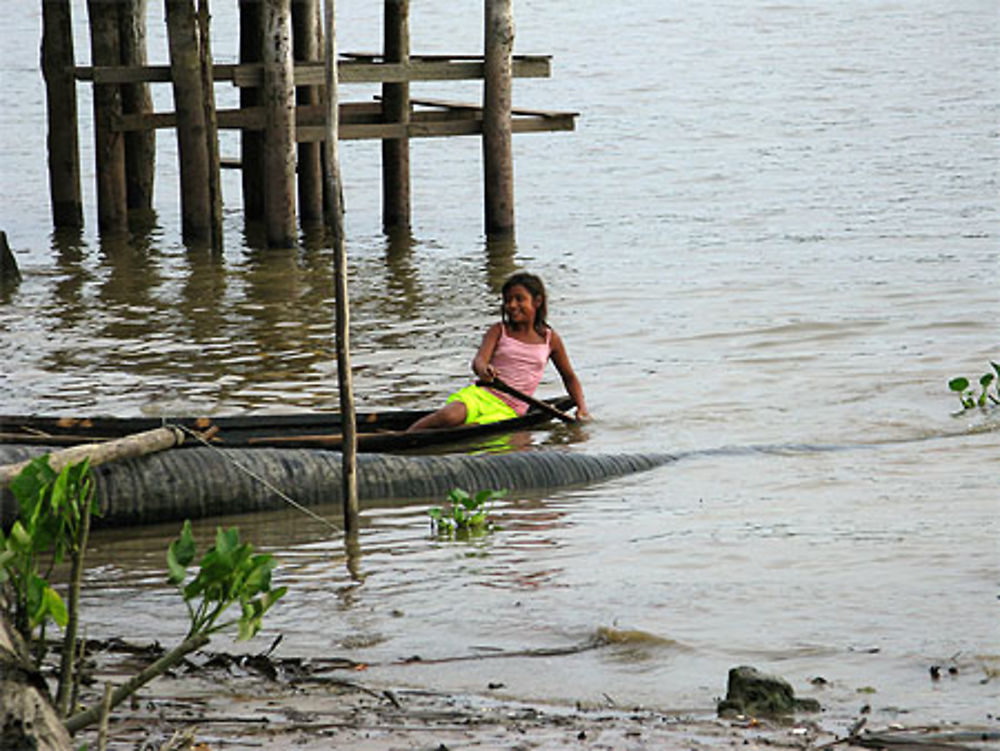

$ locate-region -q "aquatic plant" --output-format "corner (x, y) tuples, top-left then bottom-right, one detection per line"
(1, 454), (96, 721)
(0, 455), (286, 737)
(428, 487), (506, 538)
(949, 361), (1000, 410)
(167, 519), (286, 641)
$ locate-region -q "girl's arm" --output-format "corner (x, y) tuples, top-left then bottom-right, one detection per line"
(471, 323), (503, 381)
(549, 330), (590, 420)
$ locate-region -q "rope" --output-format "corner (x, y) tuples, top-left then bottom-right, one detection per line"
(170, 423), (342, 535)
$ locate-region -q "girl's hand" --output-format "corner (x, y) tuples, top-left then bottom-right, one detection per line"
(479, 364), (497, 382)
(575, 409), (592, 423)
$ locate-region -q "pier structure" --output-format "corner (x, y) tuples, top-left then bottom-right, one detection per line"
(41, 0), (577, 248)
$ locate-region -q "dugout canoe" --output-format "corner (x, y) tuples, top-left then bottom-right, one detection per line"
(0, 396), (577, 454)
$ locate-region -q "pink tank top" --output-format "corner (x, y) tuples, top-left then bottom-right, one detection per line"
(487, 325), (553, 415)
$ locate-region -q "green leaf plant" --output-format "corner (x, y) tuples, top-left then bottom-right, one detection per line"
(428, 487), (507, 539)
(0, 455), (287, 736)
(167, 520), (287, 641)
(949, 361), (1000, 411)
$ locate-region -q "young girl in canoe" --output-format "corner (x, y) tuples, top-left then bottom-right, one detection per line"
(407, 272), (590, 431)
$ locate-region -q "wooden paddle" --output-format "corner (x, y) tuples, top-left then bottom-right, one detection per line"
(477, 376), (577, 423)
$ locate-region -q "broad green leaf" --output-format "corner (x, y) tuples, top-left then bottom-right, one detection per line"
(42, 587), (68, 628)
(167, 520), (197, 584)
(948, 377), (969, 392)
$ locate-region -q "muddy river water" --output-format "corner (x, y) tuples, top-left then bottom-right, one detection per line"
(2, 0), (997, 731)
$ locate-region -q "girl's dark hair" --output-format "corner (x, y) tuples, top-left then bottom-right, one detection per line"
(501, 272), (548, 335)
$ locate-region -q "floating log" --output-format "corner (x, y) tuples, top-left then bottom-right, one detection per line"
(381, 0), (411, 232)
(41, 0), (83, 229)
(0, 427), (184, 489)
(483, 0), (515, 236)
(263, 0), (297, 247)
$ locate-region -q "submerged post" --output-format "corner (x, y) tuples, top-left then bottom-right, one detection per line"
(482, 0), (515, 237)
(119, 0), (155, 215)
(87, 0), (129, 234)
(263, 0), (297, 247)
(197, 0), (224, 249)
(322, 0), (359, 534)
(165, 0), (214, 243)
(41, 0), (83, 228)
(239, 0), (265, 220)
(293, 0), (324, 225)
(381, 0), (410, 233)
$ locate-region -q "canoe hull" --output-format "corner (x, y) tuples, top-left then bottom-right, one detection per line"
(0, 397), (577, 453)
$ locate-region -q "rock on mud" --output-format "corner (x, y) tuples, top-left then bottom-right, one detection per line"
(717, 665), (821, 717)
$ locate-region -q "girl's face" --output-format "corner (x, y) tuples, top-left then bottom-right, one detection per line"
(504, 284), (540, 327)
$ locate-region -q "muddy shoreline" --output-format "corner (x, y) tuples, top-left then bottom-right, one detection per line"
(67, 640), (998, 751)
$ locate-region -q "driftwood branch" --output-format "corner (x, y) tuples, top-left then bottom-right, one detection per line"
(64, 632), (209, 735)
(0, 607), (72, 750)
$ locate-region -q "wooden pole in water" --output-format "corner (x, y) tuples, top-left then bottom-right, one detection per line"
(293, 0), (324, 225)
(381, 0), (410, 233)
(239, 0), (265, 221)
(41, 0), (83, 229)
(165, 0), (213, 244)
(322, 0), (359, 534)
(483, 0), (515, 237)
(119, 0), (156, 214)
(87, 0), (129, 234)
(263, 0), (297, 247)
(197, 0), (224, 250)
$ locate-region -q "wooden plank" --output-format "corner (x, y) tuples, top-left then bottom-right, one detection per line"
(75, 55), (550, 86)
(410, 96), (579, 119)
(117, 106), (574, 139)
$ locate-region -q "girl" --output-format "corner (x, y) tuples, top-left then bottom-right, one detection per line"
(408, 272), (590, 431)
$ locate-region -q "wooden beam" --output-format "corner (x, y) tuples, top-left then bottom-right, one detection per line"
(75, 55), (551, 85)
(115, 102), (576, 139)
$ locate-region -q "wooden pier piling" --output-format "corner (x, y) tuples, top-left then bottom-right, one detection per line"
(41, 0), (83, 229)
(197, 0), (224, 249)
(87, 0), (129, 234)
(263, 0), (297, 247)
(381, 0), (411, 233)
(293, 0), (324, 225)
(483, 0), (515, 237)
(239, 0), (266, 221)
(119, 0), (156, 215)
(48, 0), (575, 246)
(165, 0), (215, 244)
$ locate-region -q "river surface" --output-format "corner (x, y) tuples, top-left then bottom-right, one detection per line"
(2, 0), (998, 730)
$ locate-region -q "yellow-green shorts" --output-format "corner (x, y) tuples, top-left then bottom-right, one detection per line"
(446, 384), (518, 425)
